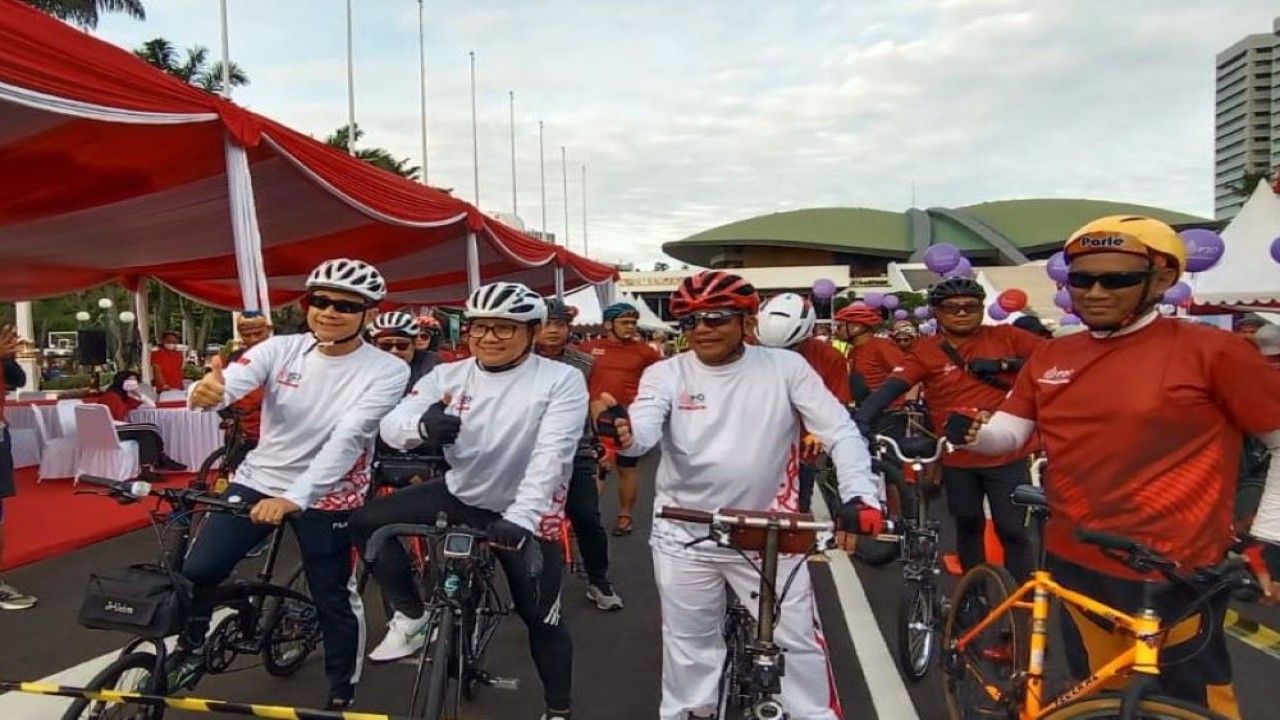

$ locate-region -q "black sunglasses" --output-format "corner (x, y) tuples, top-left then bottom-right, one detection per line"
(377, 339), (413, 351)
(306, 294), (369, 314)
(935, 302), (983, 316)
(1066, 270), (1152, 291)
(676, 310), (742, 331)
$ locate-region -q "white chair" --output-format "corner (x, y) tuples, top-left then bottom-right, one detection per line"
(6, 425), (40, 468)
(55, 399), (82, 440)
(74, 404), (140, 482)
(34, 406), (78, 481)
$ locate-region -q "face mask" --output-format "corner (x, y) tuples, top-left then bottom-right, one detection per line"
(122, 379), (139, 392)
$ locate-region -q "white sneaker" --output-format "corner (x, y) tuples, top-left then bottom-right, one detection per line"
(368, 611), (429, 662)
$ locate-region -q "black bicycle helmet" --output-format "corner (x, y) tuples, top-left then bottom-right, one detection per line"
(545, 298), (578, 322)
(927, 278), (986, 306)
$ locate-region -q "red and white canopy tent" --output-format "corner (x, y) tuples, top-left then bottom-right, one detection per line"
(0, 0), (617, 380)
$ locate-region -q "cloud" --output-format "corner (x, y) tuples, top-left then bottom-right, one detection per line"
(93, 0), (1275, 269)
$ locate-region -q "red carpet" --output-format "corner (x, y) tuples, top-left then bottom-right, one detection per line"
(1, 466), (194, 570)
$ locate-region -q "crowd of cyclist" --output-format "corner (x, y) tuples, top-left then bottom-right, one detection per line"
(47, 211), (1269, 719)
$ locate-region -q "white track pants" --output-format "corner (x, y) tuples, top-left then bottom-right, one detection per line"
(652, 548), (842, 720)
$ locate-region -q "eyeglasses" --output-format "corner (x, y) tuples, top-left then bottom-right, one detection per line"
(306, 294), (369, 315)
(676, 310), (742, 331)
(468, 323), (521, 340)
(935, 302), (983, 316)
(1066, 270), (1152, 291)
(377, 340), (412, 351)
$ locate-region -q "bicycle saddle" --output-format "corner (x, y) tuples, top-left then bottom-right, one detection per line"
(898, 436), (941, 459)
(1010, 484), (1046, 509)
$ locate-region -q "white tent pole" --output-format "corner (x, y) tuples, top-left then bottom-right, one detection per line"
(466, 231), (481, 293)
(14, 301), (36, 392)
(135, 281), (153, 386)
(555, 266), (565, 300)
(218, 0), (231, 98)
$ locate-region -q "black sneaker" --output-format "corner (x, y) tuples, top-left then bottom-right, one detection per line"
(157, 455), (188, 472)
(326, 684), (356, 710)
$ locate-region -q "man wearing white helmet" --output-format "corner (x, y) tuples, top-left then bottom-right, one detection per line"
(757, 293), (853, 513)
(368, 310), (441, 389)
(356, 281), (587, 720)
(185, 258), (410, 710)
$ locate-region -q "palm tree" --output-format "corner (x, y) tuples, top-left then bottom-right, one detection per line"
(325, 124), (421, 181)
(134, 38), (249, 94)
(20, 0), (144, 29)
(1225, 168), (1274, 199)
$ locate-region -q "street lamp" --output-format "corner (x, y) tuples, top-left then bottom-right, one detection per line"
(98, 298), (114, 310)
(75, 311), (91, 322)
(118, 311), (136, 324)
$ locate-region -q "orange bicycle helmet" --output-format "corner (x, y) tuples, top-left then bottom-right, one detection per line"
(834, 305), (884, 328)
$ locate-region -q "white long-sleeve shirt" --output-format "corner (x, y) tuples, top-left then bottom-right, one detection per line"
(623, 344), (880, 557)
(195, 334), (409, 511)
(380, 355), (588, 536)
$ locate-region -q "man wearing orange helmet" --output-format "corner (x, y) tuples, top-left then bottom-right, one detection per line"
(594, 271), (880, 720)
(955, 216), (1280, 718)
(833, 304), (906, 403)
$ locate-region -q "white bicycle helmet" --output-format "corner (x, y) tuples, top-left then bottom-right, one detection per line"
(465, 282), (547, 323)
(756, 293), (816, 348)
(369, 311), (416, 337)
(306, 258), (387, 303)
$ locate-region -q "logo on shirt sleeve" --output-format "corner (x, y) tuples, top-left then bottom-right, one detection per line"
(1036, 367), (1075, 385)
(235, 357), (251, 366)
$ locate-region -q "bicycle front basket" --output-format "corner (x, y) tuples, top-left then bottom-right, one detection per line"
(78, 563), (194, 639)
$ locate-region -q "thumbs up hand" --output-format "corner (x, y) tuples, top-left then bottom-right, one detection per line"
(189, 355), (227, 410)
(418, 392), (462, 445)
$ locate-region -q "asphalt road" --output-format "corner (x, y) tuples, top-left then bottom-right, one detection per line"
(2, 454), (1278, 719)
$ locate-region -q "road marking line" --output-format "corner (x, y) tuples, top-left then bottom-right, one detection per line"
(813, 494), (920, 720)
(1224, 608), (1280, 661)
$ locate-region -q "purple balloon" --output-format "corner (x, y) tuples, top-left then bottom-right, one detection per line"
(913, 306), (932, 319)
(1179, 229), (1225, 273)
(1060, 313), (1081, 326)
(987, 305), (1009, 321)
(1046, 252), (1069, 284)
(923, 244), (963, 274)
(863, 292), (884, 308)
(1053, 288), (1073, 311)
(811, 278), (837, 299)
(893, 309), (910, 320)
(1271, 236), (1280, 264)
(944, 256), (973, 279)
(881, 294), (900, 309)
(1162, 281), (1192, 305)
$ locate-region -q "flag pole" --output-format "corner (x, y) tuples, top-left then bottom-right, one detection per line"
(345, 0), (357, 156)
(581, 164), (588, 258)
(469, 50), (479, 205)
(509, 91), (518, 215)
(218, 0), (231, 98)
(561, 146), (570, 251)
(417, 0), (429, 183)
(539, 121), (547, 241)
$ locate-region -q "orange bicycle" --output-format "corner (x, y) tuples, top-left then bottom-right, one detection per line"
(941, 484), (1259, 720)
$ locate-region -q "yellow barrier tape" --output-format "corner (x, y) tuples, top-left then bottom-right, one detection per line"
(1223, 608), (1280, 662)
(0, 681), (405, 720)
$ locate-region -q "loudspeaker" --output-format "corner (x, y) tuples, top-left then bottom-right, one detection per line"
(77, 329), (108, 366)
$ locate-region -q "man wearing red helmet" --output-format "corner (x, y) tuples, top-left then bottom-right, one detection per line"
(833, 304), (907, 403)
(594, 271), (880, 720)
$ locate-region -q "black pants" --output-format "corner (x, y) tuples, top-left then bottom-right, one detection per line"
(350, 479), (573, 710)
(566, 454), (610, 586)
(1048, 554), (1239, 718)
(116, 423), (165, 467)
(182, 484), (363, 698)
(942, 459), (1033, 582)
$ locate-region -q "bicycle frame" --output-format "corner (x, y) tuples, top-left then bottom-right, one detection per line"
(952, 568), (1164, 718)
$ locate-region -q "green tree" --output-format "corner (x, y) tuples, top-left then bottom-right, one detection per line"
(326, 124), (421, 180)
(20, 0), (144, 29)
(134, 38), (249, 94)
(1225, 168), (1274, 199)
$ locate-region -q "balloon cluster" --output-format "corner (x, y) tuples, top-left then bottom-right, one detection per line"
(923, 244), (974, 279)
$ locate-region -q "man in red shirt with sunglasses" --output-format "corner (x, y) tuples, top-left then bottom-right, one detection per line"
(956, 216), (1280, 718)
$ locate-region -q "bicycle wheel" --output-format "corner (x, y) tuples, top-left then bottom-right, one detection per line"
(1040, 692), (1228, 720)
(410, 609), (455, 720)
(460, 576), (504, 701)
(942, 563), (1027, 720)
(193, 446), (228, 493)
(261, 587), (320, 677)
(60, 652), (164, 720)
(896, 580), (940, 682)
(717, 600), (756, 717)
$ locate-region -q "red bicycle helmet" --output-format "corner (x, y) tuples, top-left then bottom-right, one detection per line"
(833, 305), (883, 328)
(669, 271), (760, 317)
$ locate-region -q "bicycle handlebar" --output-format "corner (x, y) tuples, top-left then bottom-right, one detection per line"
(363, 519), (490, 565)
(873, 434), (948, 464)
(657, 506), (834, 532)
(76, 474), (251, 515)
(1076, 528), (1260, 599)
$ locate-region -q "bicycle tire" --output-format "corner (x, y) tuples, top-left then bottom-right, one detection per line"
(896, 580), (939, 682)
(261, 591), (320, 677)
(942, 563), (1027, 720)
(1039, 692), (1228, 720)
(410, 609), (455, 720)
(60, 651), (164, 720)
(193, 446), (228, 493)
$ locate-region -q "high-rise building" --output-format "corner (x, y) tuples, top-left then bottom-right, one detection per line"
(1215, 20), (1279, 219)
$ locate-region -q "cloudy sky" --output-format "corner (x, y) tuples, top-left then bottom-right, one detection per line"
(92, 0), (1274, 268)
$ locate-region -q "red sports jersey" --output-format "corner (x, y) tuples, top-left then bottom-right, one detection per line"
(580, 338), (661, 407)
(890, 325), (1043, 468)
(845, 336), (908, 406)
(151, 348), (185, 391)
(1001, 319), (1280, 578)
(94, 391), (142, 423)
(795, 337), (852, 405)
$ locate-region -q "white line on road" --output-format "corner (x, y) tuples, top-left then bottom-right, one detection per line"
(814, 494), (921, 720)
